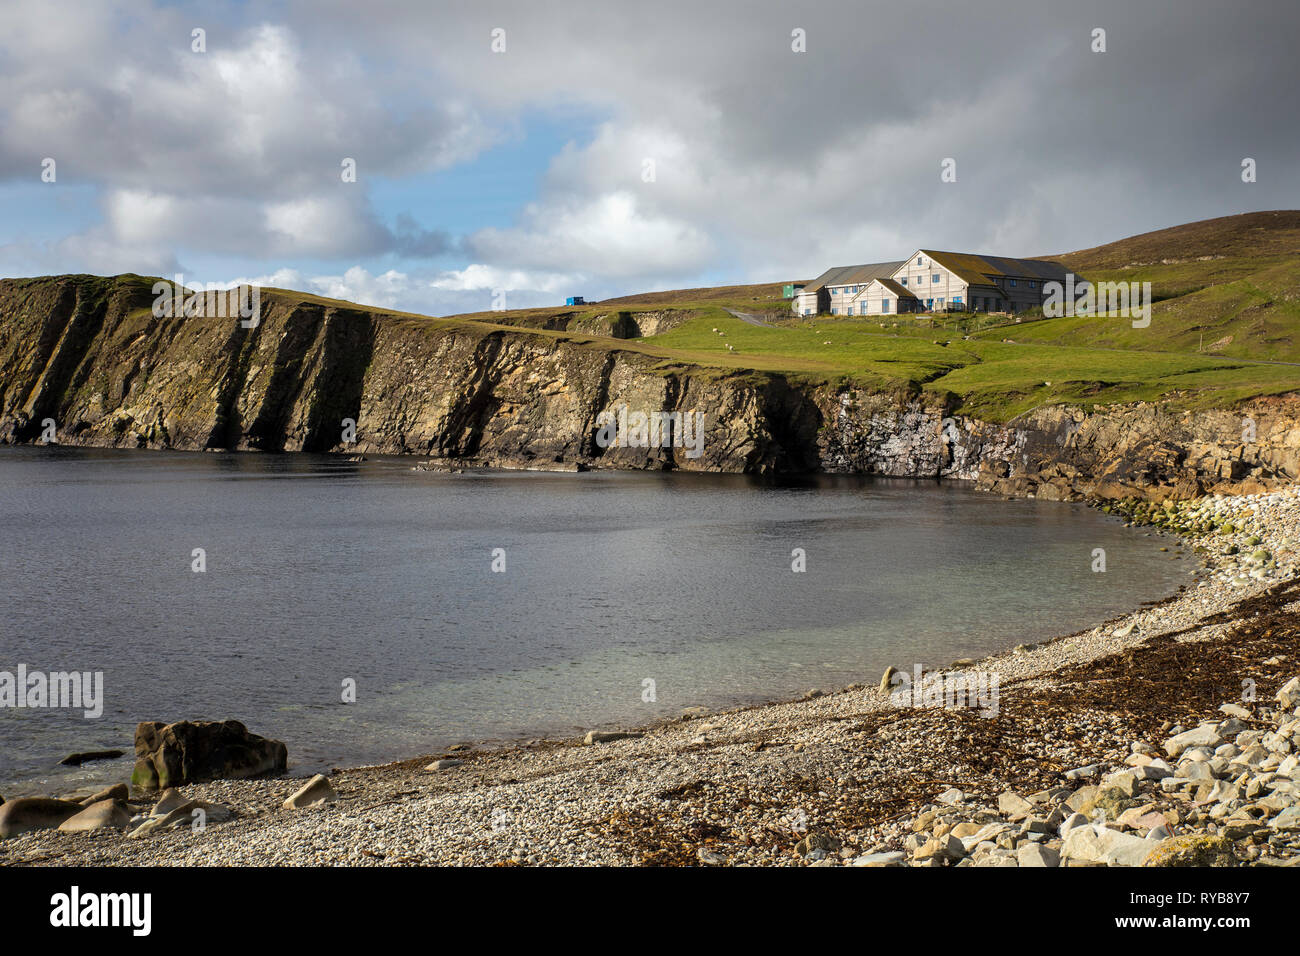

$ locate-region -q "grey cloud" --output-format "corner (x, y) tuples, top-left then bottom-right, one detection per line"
(2, 0), (1297, 288)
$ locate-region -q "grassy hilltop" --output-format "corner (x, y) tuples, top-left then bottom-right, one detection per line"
(432, 210), (1300, 422)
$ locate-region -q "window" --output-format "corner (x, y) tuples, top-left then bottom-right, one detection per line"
(1029, 281), (1037, 289)
(932, 274), (940, 283)
(1010, 279), (1017, 287)
(926, 298), (933, 309)
(900, 277), (907, 285)
(917, 257), (923, 265)
(804, 309), (811, 316)
(882, 299), (890, 313)
(937, 297), (945, 307)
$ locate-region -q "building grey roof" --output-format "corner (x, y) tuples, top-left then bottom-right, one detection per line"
(802, 261), (905, 294)
(920, 250), (1070, 286)
(870, 277), (917, 298)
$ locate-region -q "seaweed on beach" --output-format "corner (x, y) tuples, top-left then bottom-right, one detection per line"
(1007, 577), (1300, 735)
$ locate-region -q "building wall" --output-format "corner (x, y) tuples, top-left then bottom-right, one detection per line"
(792, 291), (819, 315)
(855, 281), (915, 316)
(890, 255), (968, 311)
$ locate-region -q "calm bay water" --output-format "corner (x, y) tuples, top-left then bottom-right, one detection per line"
(0, 447), (1190, 795)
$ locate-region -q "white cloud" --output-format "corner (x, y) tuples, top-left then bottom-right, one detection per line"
(226, 264), (574, 316)
(468, 192), (713, 278)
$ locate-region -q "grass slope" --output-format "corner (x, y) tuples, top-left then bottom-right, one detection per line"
(422, 211), (1300, 421)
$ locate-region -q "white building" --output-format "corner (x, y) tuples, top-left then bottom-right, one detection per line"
(794, 249), (1071, 316)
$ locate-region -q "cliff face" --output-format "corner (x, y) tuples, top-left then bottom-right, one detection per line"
(2, 274), (1297, 500)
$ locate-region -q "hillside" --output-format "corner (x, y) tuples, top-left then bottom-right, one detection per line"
(426, 210), (1300, 422)
(1052, 210), (1300, 272)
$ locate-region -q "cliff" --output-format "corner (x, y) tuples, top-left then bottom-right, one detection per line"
(1, 274), (1297, 501)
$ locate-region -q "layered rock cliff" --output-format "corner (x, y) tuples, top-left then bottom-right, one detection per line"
(2, 274), (1297, 501)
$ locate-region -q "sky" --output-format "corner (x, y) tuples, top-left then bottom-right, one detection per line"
(1, 0), (1297, 316)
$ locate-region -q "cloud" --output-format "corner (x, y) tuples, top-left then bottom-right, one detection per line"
(230, 264), (575, 316)
(0, 6), (476, 269)
(2, 0), (1299, 301)
(467, 191), (713, 278)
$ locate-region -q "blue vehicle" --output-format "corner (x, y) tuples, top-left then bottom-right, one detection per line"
(565, 296), (585, 306)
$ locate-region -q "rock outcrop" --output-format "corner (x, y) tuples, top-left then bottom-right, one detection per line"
(58, 798), (133, 833)
(0, 797), (84, 837)
(130, 719), (287, 791)
(2, 275), (1296, 499)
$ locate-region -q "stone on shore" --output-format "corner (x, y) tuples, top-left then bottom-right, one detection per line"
(1278, 677), (1300, 708)
(0, 797), (84, 837)
(80, 783), (130, 806)
(58, 798), (132, 833)
(582, 730), (643, 745)
(1017, 843), (1060, 867)
(1272, 807), (1300, 830)
(130, 719), (287, 790)
(879, 666), (897, 692)
(283, 774), (337, 809)
(129, 799), (232, 838)
(59, 749), (126, 766)
(997, 791), (1034, 820)
(913, 834), (965, 863)
(1061, 826), (1152, 867)
(151, 788), (188, 817)
(1142, 834), (1236, 867)
(794, 832), (841, 857)
(425, 759), (464, 771)
(1164, 724), (1223, 758)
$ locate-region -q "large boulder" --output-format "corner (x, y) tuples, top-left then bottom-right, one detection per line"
(80, 783), (129, 806)
(283, 774), (337, 809)
(1142, 834), (1237, 867)
(1061, 825), (1153, 866)
(130, 720), (287, 791)
(128, 799), (232, 838)
(0, 797), (84, 838)
(58, 799), (132, 833)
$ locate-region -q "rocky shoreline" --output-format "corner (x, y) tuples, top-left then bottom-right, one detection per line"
(2, 487), (1299, 867)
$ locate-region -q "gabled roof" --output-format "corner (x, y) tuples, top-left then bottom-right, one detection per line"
(866, 277), (916, 299)
(918, 250), (1070, 285)
(803, 261), (905, 294)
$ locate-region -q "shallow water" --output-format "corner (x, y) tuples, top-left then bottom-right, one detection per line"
(0, 447), (1191, 795)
